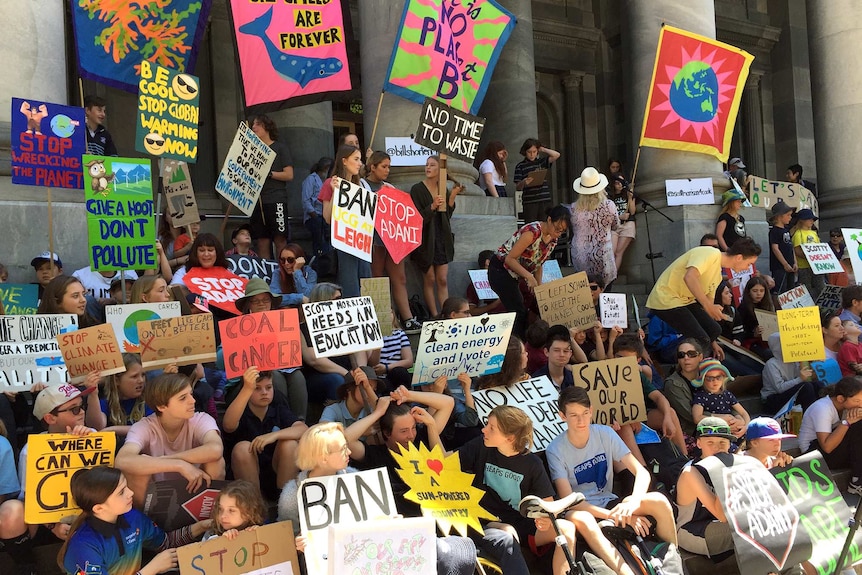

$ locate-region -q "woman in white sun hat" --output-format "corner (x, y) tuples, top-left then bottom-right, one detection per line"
(568, 167), (620, 286)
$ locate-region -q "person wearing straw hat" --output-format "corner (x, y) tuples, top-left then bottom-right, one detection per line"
(568, 167), (619, 286)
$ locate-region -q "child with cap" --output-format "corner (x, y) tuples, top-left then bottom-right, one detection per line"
(715, 189), (747, 252)
(30, 251), (63, 299)
(691, 359), (750, 436)
(768, 202), (797, 293)
(792, 208), (825, 298)
(742, 416), (795, 469)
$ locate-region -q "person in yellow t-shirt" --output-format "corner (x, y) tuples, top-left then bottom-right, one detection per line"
(646, 237), (761, 360)
(792, 208), (825, 299)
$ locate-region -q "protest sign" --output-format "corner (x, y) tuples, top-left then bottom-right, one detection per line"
(777, 284), (815, 309)
(385, 136), (434, 166)
(215, 123), (276, 216)
(25, 431), (116, 523)
(375, 186), (422, 264)
(543, 259), (563, 282)
(11, 98), (85, 188)
(777, 306), (825, 362)
(801, 243), (842, 275)
(0, 284), (38, 315)
(331, 178), (376, 262)
(754, 309), (779, 341)
(143, 479), (229, 531)
(226, 254), (279, 283)
(135, 61), (199, 162)
(328, 517), (437, 575)
(0, 314), (76, 389)
(161, 160), (200, 227)
(473, 376), (565, 451)
(137, 313), (217, 370)
(814, 284), (844, 315)
(219, 309), (302, 378)
(665, 177), (714, 206)
(811, 359), (842, 385)
(183, 266), (249, 315)
(105, 302), (183, 353)
(361, 277), (393, 336)
(299, 467), (397, 575)
(726, 264), (754, 306)
(302, 296), (383, 358)
(748, 176), (819, 217)
(57, 324), (125, 382)
(533, 271), (597, 331)
(570, 357), (647, 426)
(842, 229), (862, 282)
(600, 293), (628, 328)
(411, 312), (515, 385)
(84, 155), (156, 273)
(414, 98), (485, 162)
(177, 521), (299, 575)
(392, 442), (495, 536)
(468, 269), (498, 301)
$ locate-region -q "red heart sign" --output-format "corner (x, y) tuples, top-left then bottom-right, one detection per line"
(375, 186), (423, 264)
(426, 458), (444, 476)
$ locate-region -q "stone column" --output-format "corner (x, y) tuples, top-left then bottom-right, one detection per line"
(743, 73), (765, 177)
(807, 2), (862, 226)
(562, 72), (585, 187)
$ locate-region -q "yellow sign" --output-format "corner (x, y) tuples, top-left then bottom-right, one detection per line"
(392, 442), (495, 536)
(777, 306), (825, 362)
(25, 431), (116, 524)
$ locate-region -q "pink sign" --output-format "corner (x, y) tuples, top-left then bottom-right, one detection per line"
(183, 267), (248, 316)
(230, 1), (351, 107)
(375, 186), (423, 264)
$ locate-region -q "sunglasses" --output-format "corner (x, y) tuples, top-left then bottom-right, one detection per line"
(280, 256), (296, 264)
(703, 374), (726, 382)
(589, 284), (600, 291)
(698, 425), (731, 435)
(831, 234), (842, 238)
(677, 350), (701, 359)
(55, 403), (84, 416)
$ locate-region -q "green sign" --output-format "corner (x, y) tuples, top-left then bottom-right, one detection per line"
(135, 60), (200, 162)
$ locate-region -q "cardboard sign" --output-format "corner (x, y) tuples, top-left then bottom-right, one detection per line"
(0, 284), (38, 315)
(748, 176), (819, 217)
(183, 266), (249, 315)
(777, 306), (825, 362)
(226, 254), (278, 283)
(331, 178), (376, 262)
(105, 302), (183, 353)
(801, 243), (842, 275)
(384, 136), (434, 166)
(468, 269), (498, 300)
(328, 517), (437, 575)
(215, 123), (277, 216)
(302, 296), (383, 358)
(814, 284), (844, 315)
(84, 155), (156, 273)
(533, 271), (597, 331)
(57, 324), (125, 383)
(0, 314), (76, 389)
(811, 358), (842, 385)
(143, 479), (229, 531)
(414, 98), (485, 162)
(411, 312), (516, 385)
(161, 160), (200, 227)
(841, 229), (862, 283)
(754, 309), (779, 341)
(137, 313), (217, 370)
(219, 308), (302, 378)
(665, 177), (714, 206)
(361, 277), (393, 337)
(375, 186), (422, 264)
(570, 357), (647, 426)
(600, 293), (628, 328)
(473, 376), (565, 451)
(25, 431), (116, 523)
(177, 521), (299, 575)
(11, 98), (85, 188)
(542, 259), (563, 282)
(299, 467), (397, 575)
(777, 284), (815, 310)
(135, 61), (199, 162)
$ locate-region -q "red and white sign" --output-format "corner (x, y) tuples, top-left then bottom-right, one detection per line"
(181, 487), (221, 521)
(183, 266), (248, 315)
(331, 178), (375, 262)
(376, 186), (423, 264)
(800, 243), (842, 275)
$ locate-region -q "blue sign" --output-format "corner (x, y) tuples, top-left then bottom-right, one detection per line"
(11, 98), (86, 189)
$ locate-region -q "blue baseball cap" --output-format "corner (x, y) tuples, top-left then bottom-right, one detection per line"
(747, 417), (795, 440)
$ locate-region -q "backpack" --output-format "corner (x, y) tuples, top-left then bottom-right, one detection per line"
(638, 438), (690, 497)
(601, 525), (685, 575)
(409, 294), (431, 322)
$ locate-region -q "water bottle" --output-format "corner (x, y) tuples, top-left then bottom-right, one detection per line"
(790, 405), (803, 434)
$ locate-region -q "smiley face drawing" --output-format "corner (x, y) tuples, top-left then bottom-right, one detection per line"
(143, 132), (166, 155)
(172, 74), (198, 101)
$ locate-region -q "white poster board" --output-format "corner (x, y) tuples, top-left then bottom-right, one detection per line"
(384, 136), (434, 167)
(841, 229), (862, 283)
(665, 177), (715, 206)
(468, 269), (498, 300)
(600, 293), (628, 328)
(777, 285), (815, 310)
(328, 517), (436, 575)
(473, 376), (564, 451)
(800, 243), (843, 275)
(331, 178), (376, 262)
(214, 123), (276, 216)
(0, 314), (76, 389)
(105, 302), (182, 353)
(302, 297), (383, 358)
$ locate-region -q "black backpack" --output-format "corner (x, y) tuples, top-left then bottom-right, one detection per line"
(638, 438), (690, 497)
(409, 293), (431, 322)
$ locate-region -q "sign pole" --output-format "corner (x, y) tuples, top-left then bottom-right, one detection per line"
(368, 91), (385, 151)
(47, 189), (55, 275)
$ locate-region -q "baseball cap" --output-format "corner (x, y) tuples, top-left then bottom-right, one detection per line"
(729, 157), (746, 168)
(109, 270), (139, 288)
(771, 202), (795, 217)
(31, 251), (62, 269)
(231, 224), (252, 241)
(747, 417), (796, 440)
(186, 292), (210, 313)
(696, 416), (736, 441)
(33, 383), (96, 421)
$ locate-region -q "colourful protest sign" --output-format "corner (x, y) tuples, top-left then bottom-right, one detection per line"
(361, 277), (393, 337)
(414, 98), (485, 162)
(57, 324), (125, 383)
(143, 479), (229, 531)
(411, 312), (515, 385)
(302, 297), (383, 358)
(327, 517), (437, 575)
(182, 266), (249, 315)
(83, 155), (156, 273)
(25, 431), (116, 524)
(385, 137), (434, 167)
(161, 160), (200, 227)
(777, 284), (815, 309)
(800, 243), (842, 275)
(748, 177), (819, 217)
(10, 98), (85, 188)
(219, 309), (302, 378)
(842, 228), (862, 282)
(226, 254), (279, 283)
(814, 284), (844, 315)
(754, 309), (779, 341)
(375, 186), (422, 264)
(0, 284), (39, 315)
(811, 359), (842, 385)
(177, 521), (299, 575)
(384, 0), (516, 115)
(331, 178), (376, 262)
(0, 314), (77, 390)
(777, 306), (825, 362)
(600, 293), (628, 328)
(299, 467), (396, 574)
(135, 61), (199, 161)
(473, 376), (565, 451)
(137, 313), (217, 370)
(230, 2), (351, 109)
(571, 357), (647, 426)
(215, 123), (276, 216)
(468, 269), (498, 300)
(105, 302), (183, 353)
(533, 271), (597, 331)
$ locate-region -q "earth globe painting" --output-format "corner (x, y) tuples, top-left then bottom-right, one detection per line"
(50, 114), (77, 138)
(123, 309), (160, 350)
(669, 61), (718, 123)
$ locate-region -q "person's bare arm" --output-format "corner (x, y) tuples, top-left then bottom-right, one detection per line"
(271, 164), (294, 182)
(390, 385), (454, 432)
(482, 173), (498, 197)
(715, 219), (729, 252)
(677, 465), (727, 521)
(504, 229), (542, 288)
(223, 367), (256, 434)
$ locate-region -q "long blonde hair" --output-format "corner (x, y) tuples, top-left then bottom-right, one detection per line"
(574, 191), (607, 212)
(103, 353), (147, 426)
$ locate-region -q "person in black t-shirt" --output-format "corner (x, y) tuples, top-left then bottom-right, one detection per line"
(768, 202), (796, 293)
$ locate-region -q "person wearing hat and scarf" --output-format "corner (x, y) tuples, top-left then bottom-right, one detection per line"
(608, 173), (636, 272)
(568, 167), (620, 286)
(690, 359), (750, 438)
(793, 208), (825, 298)
(715, 189), (747, 253)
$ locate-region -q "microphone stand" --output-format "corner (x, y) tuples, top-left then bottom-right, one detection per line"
(630, 189), (674, 285)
